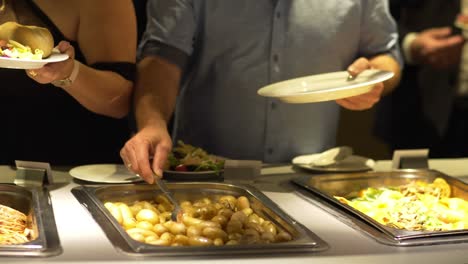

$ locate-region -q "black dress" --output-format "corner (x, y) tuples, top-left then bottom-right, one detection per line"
(0, 0), (135, 165)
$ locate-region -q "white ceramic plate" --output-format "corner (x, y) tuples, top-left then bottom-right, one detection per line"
(0, 51), (69, 69)
(257, 69), (394, 103)
(292, 154), (375, 172)
(69, 164), (143, 183)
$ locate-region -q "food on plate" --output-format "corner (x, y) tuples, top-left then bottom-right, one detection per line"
(456, 14), (468, 27)
(104, 194), (292, 246)
(0, 204), (31, 245)
(335, 178), (468, 231)
(0, 21), (54, 59)
(165, 140), (225, 174)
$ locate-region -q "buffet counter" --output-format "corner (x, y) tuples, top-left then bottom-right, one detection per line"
(1, 158), (468, 264)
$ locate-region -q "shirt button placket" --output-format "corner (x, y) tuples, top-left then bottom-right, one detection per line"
(271, 101), (277, 110)
(270, 7), (283, 83)
(267, 148), (274, 155)
(272, 54), (280, 73)
(265, 4), (284, 162)
(273, 54), (279, 62)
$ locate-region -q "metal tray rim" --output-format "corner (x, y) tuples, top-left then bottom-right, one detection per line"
(72, 182), (329, 256)
(0, 185), (62, 257)
(291, 169), (468, 246)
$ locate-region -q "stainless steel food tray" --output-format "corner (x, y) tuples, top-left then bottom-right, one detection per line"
(292, 169), (468, 246)
(71, 182), (328, 257)
(0, 184), (61, 257)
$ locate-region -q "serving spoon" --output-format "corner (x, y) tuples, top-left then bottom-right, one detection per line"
(152, 171), (183, 222)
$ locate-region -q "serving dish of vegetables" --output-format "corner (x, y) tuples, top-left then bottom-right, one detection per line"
(163, 141), (225, 180)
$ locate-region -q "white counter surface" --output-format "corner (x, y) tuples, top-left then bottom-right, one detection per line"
(1, 158), (468, 264)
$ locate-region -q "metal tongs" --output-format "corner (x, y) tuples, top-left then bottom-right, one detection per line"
(152, 171), (182, 222)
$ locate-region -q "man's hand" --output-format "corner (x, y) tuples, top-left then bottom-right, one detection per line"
(335, 57), (384, 111)
(120, 126), (172, 184)
(411, 27), (464, 69)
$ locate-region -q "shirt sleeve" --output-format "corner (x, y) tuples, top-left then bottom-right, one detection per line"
(137, 0), (196, 68)
(401, 32), (419, 64)
(359, 0), (404, 67)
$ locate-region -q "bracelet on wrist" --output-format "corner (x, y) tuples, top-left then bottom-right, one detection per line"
(51, 60), (80, 88)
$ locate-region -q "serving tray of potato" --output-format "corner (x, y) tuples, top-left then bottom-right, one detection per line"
(71, 182), (328, 257)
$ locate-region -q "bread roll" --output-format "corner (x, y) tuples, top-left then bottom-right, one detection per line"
(0, 22), (54, 58)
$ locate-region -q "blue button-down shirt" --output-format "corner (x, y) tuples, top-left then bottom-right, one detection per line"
(139, 0), (402, 163)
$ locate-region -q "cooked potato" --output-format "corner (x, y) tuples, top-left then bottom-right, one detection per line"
(104, 194), (293, 247)
(136, 209), (159, 224)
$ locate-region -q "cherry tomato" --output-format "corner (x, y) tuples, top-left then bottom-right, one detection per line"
(175, 164), (188, 171)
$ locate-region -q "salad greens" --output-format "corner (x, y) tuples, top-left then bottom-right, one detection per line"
(166, 140), (225, 174)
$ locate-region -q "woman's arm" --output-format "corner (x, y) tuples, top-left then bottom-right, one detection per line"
(64, 0), (136, 118)
(32, 0), (137, 118)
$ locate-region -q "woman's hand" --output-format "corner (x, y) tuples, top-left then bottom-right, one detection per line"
(335, 57), (384, 111)
(120, 125), (173, 184)
(25, 41), (75, 84)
